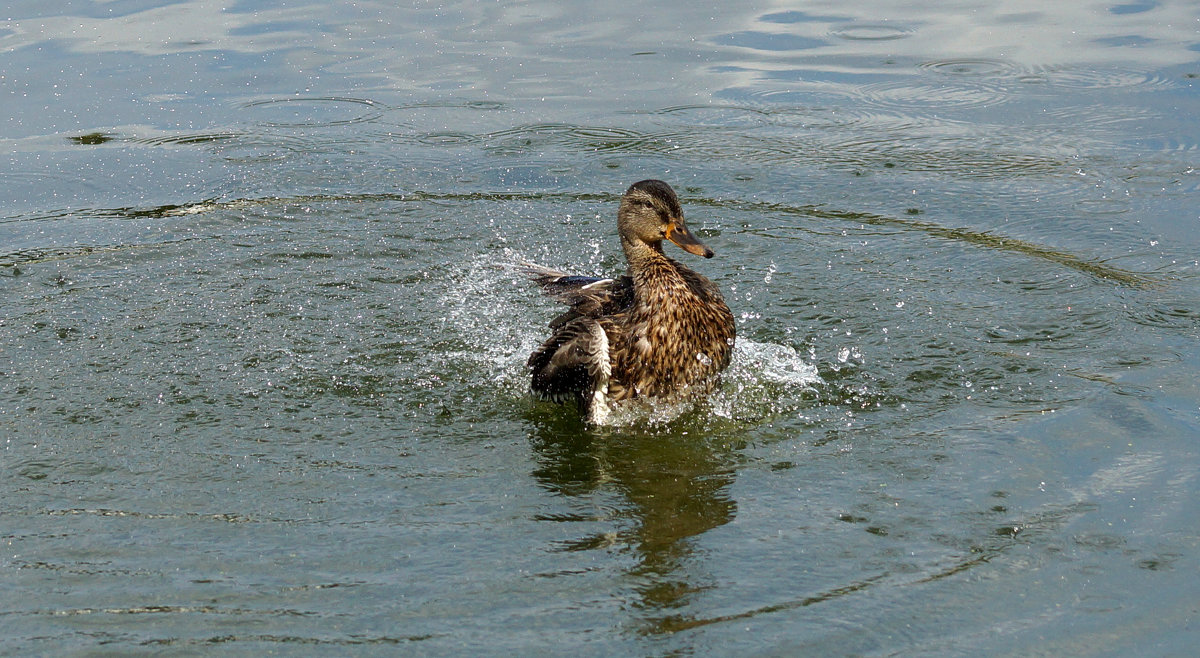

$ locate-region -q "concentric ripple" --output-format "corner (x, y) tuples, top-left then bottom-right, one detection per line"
(857, 79), (1012, 111)
(1040, 66), (1178, 91)
(919, 58), (1025, 77)
(830, 23), (915, 41)
(239, 96), (384, 127)
(652, 104), (772, 128)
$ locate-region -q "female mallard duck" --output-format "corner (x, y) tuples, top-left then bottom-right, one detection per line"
(525, 179), (736, 423)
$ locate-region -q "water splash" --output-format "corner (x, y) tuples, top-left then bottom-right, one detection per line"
(710, 340), (821, 422)
(439, 254), (821, 426)
(437, 250), (544, 390)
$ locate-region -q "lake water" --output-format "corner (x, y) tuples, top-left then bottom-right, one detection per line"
(3, 1), (1199, 654)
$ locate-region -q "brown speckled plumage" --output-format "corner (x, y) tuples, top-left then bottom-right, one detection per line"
(525, 180), (736, 423)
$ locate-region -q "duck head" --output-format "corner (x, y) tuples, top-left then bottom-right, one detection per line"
(617, 179), (713, 259)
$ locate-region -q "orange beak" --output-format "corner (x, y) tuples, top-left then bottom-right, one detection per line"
(666, 221), (714, 258)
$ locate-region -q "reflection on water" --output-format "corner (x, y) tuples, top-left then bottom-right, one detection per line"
(530, 420), (736, 619)
(3, 0), (1200, 655)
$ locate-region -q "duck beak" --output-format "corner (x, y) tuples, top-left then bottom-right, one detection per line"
(666, 221), (714, 258)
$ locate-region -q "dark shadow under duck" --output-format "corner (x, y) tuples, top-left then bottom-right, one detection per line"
(525, 180), (736, 424)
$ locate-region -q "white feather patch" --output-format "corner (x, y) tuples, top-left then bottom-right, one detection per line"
(585, 323), (612, 424)
(587, 388), (611, 425)
(590, 322), (612, 379)
(581, 278), (613, 290)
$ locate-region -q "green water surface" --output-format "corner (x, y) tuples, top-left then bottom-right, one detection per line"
(2, 1), (1199, 654)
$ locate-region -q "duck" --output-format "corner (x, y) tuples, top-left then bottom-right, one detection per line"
(525, 179), (736, 424)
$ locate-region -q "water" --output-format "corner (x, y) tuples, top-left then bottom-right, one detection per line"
(3, 1), (1199, 654)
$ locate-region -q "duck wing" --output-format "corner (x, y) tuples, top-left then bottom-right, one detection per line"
(523, 264), (635, 423)
(526, 316), (611, 398)
(521, 263), (632, 328)
(526, 317), (614, 423)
